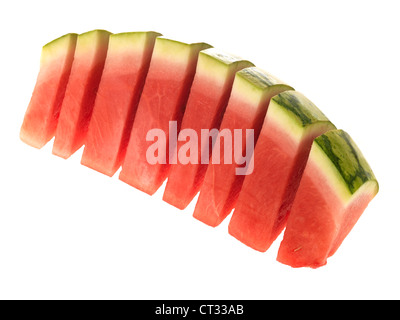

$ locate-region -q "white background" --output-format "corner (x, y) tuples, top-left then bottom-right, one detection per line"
(0, 0), (399, 300)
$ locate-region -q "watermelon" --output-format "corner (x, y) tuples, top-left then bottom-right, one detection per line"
(20, 33), (77, 149)
(193, 67), (294, 227)
(119, 38), (211, 194)
(81, 31), (161, 176)
(277, 129), (379, 268)
(20, 30), (379, 268)
(52, 29), (112, 159)
(163, 49), (254, 209)
(228, 91), (336, 252)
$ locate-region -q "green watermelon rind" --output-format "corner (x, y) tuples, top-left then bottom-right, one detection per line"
(267, 91), (336, 141)
(273, 91), (331, 126)
(233, 67), (294, 105)
(76, 29), (112, 52)
(236, 67), (293, 92)
(197, 48), (253, 82)
(153, 37), (211, 62)
(200, 47), (253, 67)
(43, 33), (78, 50)
(109, 31), (162, 46)
(41, 33), (78, 65)
(313, 129), (379, 199)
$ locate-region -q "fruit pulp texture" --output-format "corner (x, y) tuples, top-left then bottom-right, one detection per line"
(82, 34), (157, 176)
(119, 55), (199, 194)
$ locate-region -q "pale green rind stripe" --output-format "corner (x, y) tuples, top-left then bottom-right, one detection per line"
(200, 48), (253, 66)
(43, 33), (78, 50)
(236, 67), (294, 91)
(233, 67), (294, 105)
(153, 37), (211, 62)
(110, 31), (162, 42)
(197, 48), (253, 84)
(79, 29), (112, 38)
(77, 29), (112, 51)
(108, 31), (161, 52)
(199, 48), (254, 70)
(41, 33), (78, 65)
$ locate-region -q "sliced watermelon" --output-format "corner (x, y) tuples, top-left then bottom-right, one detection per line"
(81, 31), (161, 176)
(277, 129), (379, 268)
(163, 49), (254, 209)
(20, 30), (379, 268)
(193, 67), (294, 227)
(119, 38), (211, 194)
(20, 33), (77, 149)
(228, 91), (336, 252)
(52, 29), (111, 159)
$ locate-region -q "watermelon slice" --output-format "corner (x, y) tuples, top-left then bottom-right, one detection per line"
(193, 67), (294, 227)
(277, 129), (379, 268)
(20, 33), (77, 149)
(163, 49), (254, 209)
(119, 38), (211, 194)
(228, 91), (336, 252)
(52, 29), (111, 159)
(81, 31), (161, 176)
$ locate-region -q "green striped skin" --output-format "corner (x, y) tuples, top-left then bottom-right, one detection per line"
(236, 67), (290, 90)
(232, 67), (294, 106)
(266, 91), (336, 144)
(200, 47), (252, 66)
(314, 129), (379, 195)
(197, 48), (254, 85)
(272, 91), (331, 127)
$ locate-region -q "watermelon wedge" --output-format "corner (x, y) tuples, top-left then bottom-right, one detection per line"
(20, 33), (77, 149)
(163, 49), (254, 209)
(228, 91), (336, 252)
(52, 29), (111, 159)
(193, 67), (294, 227)
(81, 31), (161, 176)
(277, 129), (379, 268)
(119, 38), (211, 194)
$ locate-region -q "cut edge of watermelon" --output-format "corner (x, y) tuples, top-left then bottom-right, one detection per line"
(311, 129), (379, 203)
(40, 33), (78, 66)
(81, 31), (162, 177)
(52, 29), (112, 159)
(152, 37), (211, 64)
(196, 48), (254, 86)
(118, 39), (212, 195)
(228, 91), (336, 252)
(276, 174), (378, 269)
(162, 49), (255, 210)
(192, 68), (295, 227)
(20, 31), (380, 269)
(20, 33), (78, 149)
(276, 129), (379, 268)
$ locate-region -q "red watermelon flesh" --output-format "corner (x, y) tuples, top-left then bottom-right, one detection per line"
(119, 38), (211, 194)
(52, 30), (111, 159)
(20, 33), (77, 149)
(81, 32), (161, 177)
(193, 67), (293, 227)
(277, 129), (379, 268)
(228, 91), (335, 252)
(163, 49), (254, 209)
